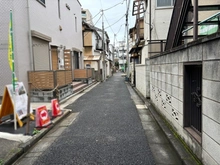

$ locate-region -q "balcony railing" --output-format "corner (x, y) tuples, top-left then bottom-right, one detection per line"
(148, 40), (166, 57)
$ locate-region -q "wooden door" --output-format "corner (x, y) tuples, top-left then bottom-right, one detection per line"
(51, 47), (58, 70)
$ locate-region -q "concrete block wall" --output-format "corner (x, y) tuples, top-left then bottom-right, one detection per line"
(202, 39), (220, 165)
(135, 64), (146, 98)
(149, 35), (220, 165)
(150, 51), (183, 129)
(145, 59), (150, 98)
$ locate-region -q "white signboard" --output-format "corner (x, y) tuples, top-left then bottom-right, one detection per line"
(6, 82), (33, 120)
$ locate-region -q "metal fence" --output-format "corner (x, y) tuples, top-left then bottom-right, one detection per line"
(0, 0), (19, 95)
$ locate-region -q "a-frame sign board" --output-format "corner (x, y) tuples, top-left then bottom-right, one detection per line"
(0, 82), (34, 127)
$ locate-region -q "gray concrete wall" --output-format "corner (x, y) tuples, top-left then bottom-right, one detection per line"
(148, 33), (220, 165)
(136, 64), (146, 97)
(145, 59), (150, 98)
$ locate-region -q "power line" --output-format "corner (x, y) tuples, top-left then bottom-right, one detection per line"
(105, 14), (126, 29)
(100, 0), (103, 9)
(116, 23), (126, 35)
(85, 10), (101, 23)
(94, 13), (102, 26)
(103, 0), (126, 11)
(103, 13), (115, 35)
(83, 13), (102, 38)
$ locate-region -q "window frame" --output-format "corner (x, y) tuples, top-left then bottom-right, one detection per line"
(156, 0), (174, 8)
(58, 0), (61, 19)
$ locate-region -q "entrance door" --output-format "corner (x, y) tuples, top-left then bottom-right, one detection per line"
(74, 51), (79, 69)
(184, 64), (202, 134)
(51, 47), (58, 70)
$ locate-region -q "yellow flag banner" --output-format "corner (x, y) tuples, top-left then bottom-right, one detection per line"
(8, 19), (13, 71)
(8, 12), (17, 82)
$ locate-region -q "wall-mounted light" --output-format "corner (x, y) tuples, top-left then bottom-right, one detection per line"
(59, 25), (62, 31)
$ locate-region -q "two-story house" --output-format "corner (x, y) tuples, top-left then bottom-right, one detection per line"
(135, 0), (220, 164)
(0, 0), (83, 100)
(129, 0), (173, 98)
(82, 21), (110, 81)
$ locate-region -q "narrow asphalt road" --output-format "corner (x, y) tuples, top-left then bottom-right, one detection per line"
(30, 72), (155, 164)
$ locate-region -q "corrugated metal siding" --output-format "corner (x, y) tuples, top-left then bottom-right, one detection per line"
(32, 37), (50, 70)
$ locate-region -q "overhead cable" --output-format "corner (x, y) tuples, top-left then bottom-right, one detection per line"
(116, 23), (126, 35)
(94, 13), (102, 26)
(83, 13), (102, 38)
(103, 13), (115, 34)
(85, 11), (101, 23)
(103, 0), (126, 11)
(105, 14), (126, 29)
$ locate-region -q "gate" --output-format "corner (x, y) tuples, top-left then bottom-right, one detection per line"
(184, 63), (202, 134)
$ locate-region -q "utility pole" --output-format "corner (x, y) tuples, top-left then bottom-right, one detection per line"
(123, 43), (125, 73)
(113, 34), (116, 73)
(102, 9), (106, 81)
(126, 0), (131, 79)
(134, 0), (140, 86)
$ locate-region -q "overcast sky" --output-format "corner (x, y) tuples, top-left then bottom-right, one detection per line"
(79, 0), (135, 45)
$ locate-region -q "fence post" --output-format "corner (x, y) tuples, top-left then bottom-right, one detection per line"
(53, 71), (57, 99)
(25, 82), (31, 135)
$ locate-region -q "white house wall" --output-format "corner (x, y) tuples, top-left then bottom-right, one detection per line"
(143, 2), (173, 57)
(29, 0), (82, 50)
(90, 61), (98, 71)
(92, 33), (97, 52)
(152, 9), (173, 40)
(136, 64), (146, 98)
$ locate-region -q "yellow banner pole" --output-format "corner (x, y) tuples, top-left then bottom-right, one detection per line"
(9, 9), (17, 130)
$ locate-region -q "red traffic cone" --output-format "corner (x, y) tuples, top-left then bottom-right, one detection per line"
(35, 105), (51, 128)
(51, 99), (62, 117)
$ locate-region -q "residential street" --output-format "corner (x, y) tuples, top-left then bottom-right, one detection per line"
(14, 72), (183, 165)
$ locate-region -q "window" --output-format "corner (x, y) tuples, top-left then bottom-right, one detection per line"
(86, 64), (91, 69)
(75, 17), (77, 32)
(37, 0), (45, 5)
(82, 11), (86, 17)
(157, 0), (174, 7)
(58, 0), (61, 19)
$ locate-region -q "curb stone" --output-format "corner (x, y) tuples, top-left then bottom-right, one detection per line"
(3, 109), (71, 165)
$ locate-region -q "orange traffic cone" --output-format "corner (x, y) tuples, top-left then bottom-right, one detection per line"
(51, 99), (62, 117)
(35, 105), (51, 128)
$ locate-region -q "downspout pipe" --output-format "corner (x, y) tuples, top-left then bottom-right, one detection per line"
(149, 0), (151, 41)
(27, 0), (34, 70)
(193, 0), (198, 40)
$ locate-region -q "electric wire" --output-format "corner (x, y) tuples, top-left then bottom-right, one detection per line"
(83, 13), (102, 38)
(84, 10), (101, 23)
(94, 13), (102, 26)
(103, 0), (126, 11)
(105, 14), (126, 29)
(82, 0), (129, 46)
(103, 13), (115, 35)
(116, 23), (126, 35)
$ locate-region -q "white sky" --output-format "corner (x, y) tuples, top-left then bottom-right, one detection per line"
(79, 0), (135, 45)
